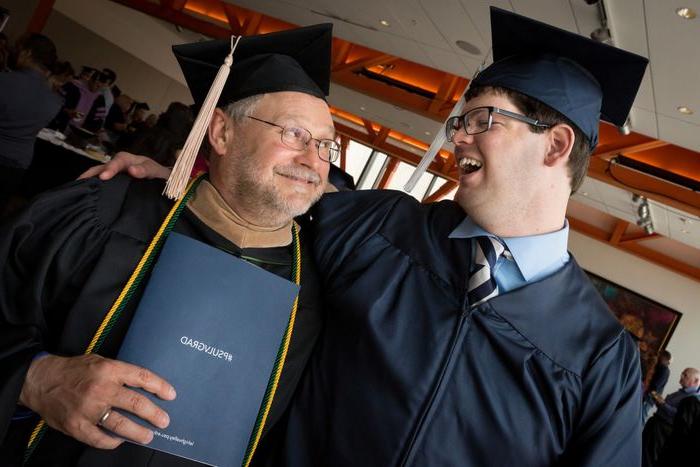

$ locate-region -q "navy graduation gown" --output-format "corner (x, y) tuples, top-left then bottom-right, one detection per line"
(282, 190), (641, 466)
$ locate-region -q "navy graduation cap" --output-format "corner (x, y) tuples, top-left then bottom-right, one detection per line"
(472, 7), (649, 149)
(173, 23), (333, 109)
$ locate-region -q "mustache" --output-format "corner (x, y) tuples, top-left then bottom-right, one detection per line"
(274, 165), (322, 185)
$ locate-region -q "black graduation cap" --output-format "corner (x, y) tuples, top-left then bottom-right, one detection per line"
(164, 23), (334, 199)
(471, 7), (648, 148)
(173, 23), (333, 109)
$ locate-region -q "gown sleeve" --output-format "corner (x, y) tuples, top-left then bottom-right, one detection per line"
(557, 331), (642, 466)
(0, 179), (112, 441)
(310, 190), (404, 282)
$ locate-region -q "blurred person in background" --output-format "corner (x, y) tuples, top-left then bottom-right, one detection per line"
(47, 61), (75, 92)
(644, 350), (673, 422)
(120, 102), (193, 167)
(0, 33), (61, 215)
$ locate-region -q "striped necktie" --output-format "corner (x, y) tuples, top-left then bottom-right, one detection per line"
(468, 236), (506, 308)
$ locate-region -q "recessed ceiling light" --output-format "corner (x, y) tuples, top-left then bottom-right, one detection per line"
(581, 191), (589, 196)
(380, 19), (390, 27)
(677, 106), (694, 115)
(681, 229), (690, 234)
(676, 7), (697, 19)
(360, 106), (366, 111)
(455, 40), (481, 55)
(424, 131), (431, 136)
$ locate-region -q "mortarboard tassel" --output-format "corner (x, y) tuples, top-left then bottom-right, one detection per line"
(164, 35), (243, 199)
(404, 50), (491, 193)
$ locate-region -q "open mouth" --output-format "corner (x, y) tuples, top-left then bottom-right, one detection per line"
(458, 157), (483, 174)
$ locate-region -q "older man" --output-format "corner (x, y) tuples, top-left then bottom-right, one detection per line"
(0, 24), (335, 467)
(643, 367), (700, 466)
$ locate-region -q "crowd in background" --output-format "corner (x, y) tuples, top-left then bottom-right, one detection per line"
(0, 31), (194, 215)
(641, 351), (700, 466)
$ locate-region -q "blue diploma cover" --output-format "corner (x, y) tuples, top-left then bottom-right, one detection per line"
(117, 232), (299, 466)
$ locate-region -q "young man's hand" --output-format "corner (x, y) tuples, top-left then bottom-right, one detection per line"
(78, 151), (171, 181)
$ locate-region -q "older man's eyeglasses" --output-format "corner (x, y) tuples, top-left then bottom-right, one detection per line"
(445, 106), (551, 142)
(247, 116), (340, 163)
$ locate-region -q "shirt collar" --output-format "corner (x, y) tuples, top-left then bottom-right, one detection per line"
(449, 216), (569, 281)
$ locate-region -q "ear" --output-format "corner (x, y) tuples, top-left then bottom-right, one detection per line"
(544, 123), (575, 168)
(207, 108), (231, 159)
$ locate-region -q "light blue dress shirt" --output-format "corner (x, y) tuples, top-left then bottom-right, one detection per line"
(449, 217), (570, 293)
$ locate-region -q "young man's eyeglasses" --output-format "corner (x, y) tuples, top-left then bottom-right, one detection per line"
(247, 116), (340, 163)
(445, 106), (551, 142)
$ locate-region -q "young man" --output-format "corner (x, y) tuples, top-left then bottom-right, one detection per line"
(280, 8), (648, 466)
(82, 8), (649, 466)
(0, 24), (335, 466)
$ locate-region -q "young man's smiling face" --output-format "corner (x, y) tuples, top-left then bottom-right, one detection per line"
(452, 89), (551, 230)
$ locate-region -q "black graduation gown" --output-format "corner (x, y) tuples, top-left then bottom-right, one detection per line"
(657, 396), (700, 467)
(0, 175), (322, 466)
(281, 190), (642, 467)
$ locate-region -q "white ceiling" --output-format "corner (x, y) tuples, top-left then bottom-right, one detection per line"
(230, 0), (700, 154)
(572, 176), (700, 250)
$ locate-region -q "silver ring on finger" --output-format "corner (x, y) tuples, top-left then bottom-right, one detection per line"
(97, 408), (112, 426)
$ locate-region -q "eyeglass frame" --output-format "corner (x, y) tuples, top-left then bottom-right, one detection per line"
(247, 116), (340, 163)
(445, 106), (551, 142)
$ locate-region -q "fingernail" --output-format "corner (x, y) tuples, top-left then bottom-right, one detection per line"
(160, 412), (170, 428)
(169, 386), (177, 399)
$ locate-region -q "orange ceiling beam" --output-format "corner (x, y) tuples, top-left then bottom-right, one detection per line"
(619, 232), (660, 244)
(241, 12), (263, 35)
(424, 181), (458, 203)
(609, 220), (629, 244)
(221, 3), (241, 33)
(160, 0), (188, 10)
(333, 41), (353, 68)
(111, 0), (234, 37)
(595, 140), (670, 162)
(377, 159), (400, 189)
(26, 0), (56, 33)
(333, 54), (399, 74)
(568, 217), (700, 283)
(339, 135), (349, 171)
(588, 157), (700, 214)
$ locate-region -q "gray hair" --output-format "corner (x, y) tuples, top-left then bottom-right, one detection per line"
(223, 94), (264, 124)
(201, 94), (264, 159)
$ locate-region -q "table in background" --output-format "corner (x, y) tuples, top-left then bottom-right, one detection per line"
(19, 129), (109, 198)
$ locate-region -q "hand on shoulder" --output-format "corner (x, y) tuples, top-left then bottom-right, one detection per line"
(78, 151), (171, 182)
